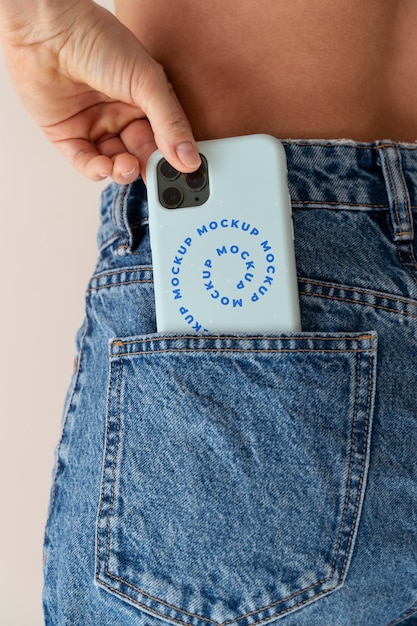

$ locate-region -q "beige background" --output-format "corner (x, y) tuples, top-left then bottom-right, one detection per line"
(0, 1), (114, 624)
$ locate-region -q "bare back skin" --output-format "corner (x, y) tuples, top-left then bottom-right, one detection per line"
(115, 0), (417, 143)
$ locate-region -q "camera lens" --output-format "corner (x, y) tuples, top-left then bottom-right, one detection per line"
(162, 186), (183, 209)
(185, 163), (207, 191)
(159, 159), (180, 181)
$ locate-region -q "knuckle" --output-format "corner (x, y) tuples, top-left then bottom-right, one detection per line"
(167, 114), (190, 134)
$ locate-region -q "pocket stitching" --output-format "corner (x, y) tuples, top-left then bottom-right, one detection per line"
(110, 333), (376, 358)
(96, 339), (376, 626)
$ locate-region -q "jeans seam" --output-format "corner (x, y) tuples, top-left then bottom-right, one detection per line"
(387, 604), (417, 626)
(397, 241), (417, 288)
(45, 298), (91, 525)
(299, 278), (417, 307)
(90, 266), (152, 280)
(114, 347), (372, 356)
(394, 147), (413, 235)
(88, 278), (154, 291)
(95, 359), (114, 591)
(111, 334), (376, 357)
(382, 145), (413, 239)
(292, 200), (389, 209)
(105, 358), (123, 578)
(298, 289), (417, 318)
(338, 349), (364, 579)
(282, 140), (417, 152)
(113, 185), (126, 243)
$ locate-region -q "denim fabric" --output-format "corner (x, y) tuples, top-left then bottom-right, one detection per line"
(43, 140), (417, 626)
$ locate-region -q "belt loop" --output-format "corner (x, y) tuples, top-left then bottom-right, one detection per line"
(113, 181), (149, 255)
(111, 184), (132, 255)
(378, 142), (414, 242)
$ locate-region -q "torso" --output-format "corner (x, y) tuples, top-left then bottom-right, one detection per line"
(115, 0), (417, 143)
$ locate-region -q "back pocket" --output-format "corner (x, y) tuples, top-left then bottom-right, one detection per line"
(96, 332), (377, 625)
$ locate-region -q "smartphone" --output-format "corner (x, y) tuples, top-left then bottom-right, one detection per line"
(146, 134), (301, 334)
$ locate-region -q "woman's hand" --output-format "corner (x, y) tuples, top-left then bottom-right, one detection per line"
(0, 0), (200, 182)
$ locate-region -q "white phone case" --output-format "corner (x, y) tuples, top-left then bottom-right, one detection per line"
(146, 134), (301, 334)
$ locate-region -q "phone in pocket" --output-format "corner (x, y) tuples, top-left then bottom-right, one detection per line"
(146, 134), (301, 334)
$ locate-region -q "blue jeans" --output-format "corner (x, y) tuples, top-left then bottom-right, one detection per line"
(43, 140), (417, 625)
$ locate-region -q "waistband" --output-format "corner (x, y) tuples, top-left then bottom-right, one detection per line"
(98, 139), (417, 253)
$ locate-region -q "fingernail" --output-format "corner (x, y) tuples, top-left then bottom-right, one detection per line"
(121, 166), (138, 179)
(176, 142), (201, 168)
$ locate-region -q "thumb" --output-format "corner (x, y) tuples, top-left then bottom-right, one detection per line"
(131, 59), (201, 173)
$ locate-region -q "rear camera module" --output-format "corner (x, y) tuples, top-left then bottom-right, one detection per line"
(157, 155), (210, 208)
